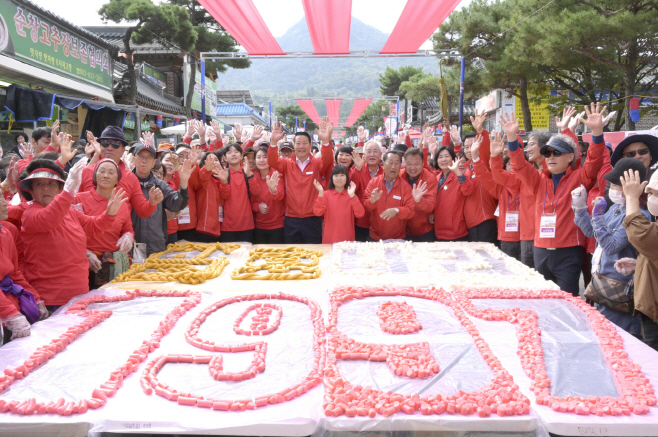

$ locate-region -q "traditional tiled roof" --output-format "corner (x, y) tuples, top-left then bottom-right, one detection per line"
(216, 103), (268, 124)
(84, 26), (180, 53)
(113, 62), (185, 116)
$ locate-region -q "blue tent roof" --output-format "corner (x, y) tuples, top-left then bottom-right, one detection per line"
(216, 103), (268, 124)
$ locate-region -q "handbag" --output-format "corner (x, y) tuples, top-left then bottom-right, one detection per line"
(584, 272), (633, 313)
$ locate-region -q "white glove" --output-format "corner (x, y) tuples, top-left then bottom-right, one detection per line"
(117, 232), (134, 254)
(5, 314), (30, 340)
(37, 301), (49, 321)
(571, 185), (587, 210)
(63, 158), (88, 196)
(86, 250), (102, 273)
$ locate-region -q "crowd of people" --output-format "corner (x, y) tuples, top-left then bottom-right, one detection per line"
(0, 105), (657, 352)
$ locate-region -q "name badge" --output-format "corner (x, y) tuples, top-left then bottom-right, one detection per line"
(178, 206), (191, 224)
(393, 195), (401, 200)
(505, 211), (519, 233)
(306, 171), (313, 175)
(540, 213), (557, 239)
(472, 174), (476, 179)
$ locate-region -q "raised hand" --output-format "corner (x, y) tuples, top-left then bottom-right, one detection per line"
(313, 179), (324, 197)
(195, 122), (206, 143)
(317, 116), (334, 144)
(211, 120), (223, 138)
(86, 130), (101, 155)
(470, 134), (483, 161)
(352, 149), (364, 170)
(449, 125), (461, 145)
(270, 122), (284, 146)
(221, 134), (230, 146)
(620, 169), (648, 200)
(250, 125), (264, 142)
(569, 111), (585, 132)
(577, 102), (607, 137)
(489, 131), (507, 157)
(428, 135), (439, 158)
(555, 107), (577, 131)
(141, 131), (154, 147)
(448, 157), (465, 176)
(214, 163), (229, 183)
(57, 133), (76, 165)
(50, 120), (61, 151)
(470, 109), (486, 134)
(412, 180), (428, 203)
(369, 187), (383, 204)
(18, 142), (34, 159)
(107, 187), (128, 216)
(602, 110), (617, 127)
(203, 154), (215, 172)
(421, 126), (433, 149)
(570, 185), (587, 210)
(233, 123), (243, 141)
(499, 113), (519, 141)
(347, 181), (357, 198)
(266, 170), (280, 193)
(63, 158), (87, 195)
(0, 157), (18, 193)
(178, 158), (193, 185)
(188, 144), (200, 166)
(243, 156), (252, 177)
(357, 126), (366, 142)
(397, 130), (407, 145)
(122, 151), (135, 171)
(186, 118), (195, 138)
(148, 186), (164, 205)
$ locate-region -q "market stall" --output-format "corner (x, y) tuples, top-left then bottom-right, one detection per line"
(0, 242), (656, 437)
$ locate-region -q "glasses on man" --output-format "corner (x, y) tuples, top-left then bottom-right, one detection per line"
(623, 148), (650, 158)
(542, 149), (563, 158)
(100, 140), (123, 149)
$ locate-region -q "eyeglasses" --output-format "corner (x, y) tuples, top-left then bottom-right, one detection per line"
(623, 148), (650, 158)
(543, 149), (563, 158)
(100, 140), (123, 149)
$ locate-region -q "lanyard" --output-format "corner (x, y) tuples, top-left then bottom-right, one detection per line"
(542, 174), (570, 214)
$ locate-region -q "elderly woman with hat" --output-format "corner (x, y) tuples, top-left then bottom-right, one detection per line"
(79, 125), (164, 217)
(19, 155), (127, 310)
(572, 158), (650, 337)
(75, 159), (134, 288)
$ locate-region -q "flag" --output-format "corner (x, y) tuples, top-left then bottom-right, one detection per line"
(629, 98), (640, 123)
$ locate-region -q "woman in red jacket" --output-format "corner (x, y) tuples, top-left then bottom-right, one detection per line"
(313, 165), (365, 244)
(431, 146), (475, 241)
(251, 146), (285, 244)
(19, 157), (127, 309)
(160, 151), (182, 244)
(189, 151), (222, 242)
(75, 159), (134, 288)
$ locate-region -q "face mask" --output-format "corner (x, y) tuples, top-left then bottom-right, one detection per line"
(648, 194), (658, 216)
(609, 189), (626, 205)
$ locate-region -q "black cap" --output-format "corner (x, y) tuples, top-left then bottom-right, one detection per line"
(604, 157), (646, 185)
(133, 142), (156, 158)
(98, 125), (128, 146)
(279, 141), (294, 151)
(611, 134), (658, 167)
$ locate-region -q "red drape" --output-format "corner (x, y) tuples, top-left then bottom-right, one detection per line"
(295, 99), (322, 125)
(344, 99), (372, 127)
(380, 0), (462, 54)
(197, 0), (285, 55)
(302, 0), (352, 54)
(326, 99), (342, 127)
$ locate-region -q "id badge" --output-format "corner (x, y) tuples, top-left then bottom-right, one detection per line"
(178, 206), (191, 224)
(540, 213), (557, 239)
(505, 211), (519, 232)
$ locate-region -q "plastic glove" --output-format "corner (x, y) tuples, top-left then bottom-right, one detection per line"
(37, 301), (49, 321)
(591, 197), (607, 218)
(116, 232), (134, 254)
(86, 250), (102, 273)
(5, 314), (30, 340)
(571, 185), (587, 210)
(615, 258), (637, 276)
(63, 158), (88, 195)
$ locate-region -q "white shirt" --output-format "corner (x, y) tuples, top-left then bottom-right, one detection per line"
(296, 156), (311, 172)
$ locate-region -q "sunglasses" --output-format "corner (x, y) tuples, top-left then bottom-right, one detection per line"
(100, 140), (124, 149)
(623, 148), (650, 158)
(543, 149), (564, 158)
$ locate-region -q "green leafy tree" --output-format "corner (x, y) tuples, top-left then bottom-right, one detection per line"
(167, 0), (250, 117)
(379, 66), (425, 124)
(351, 100), (389, 136)
(99, 0), (197, 106)
(275, 104), (319, 133)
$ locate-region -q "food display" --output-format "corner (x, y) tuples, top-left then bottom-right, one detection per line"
(231, 247), (322, 280)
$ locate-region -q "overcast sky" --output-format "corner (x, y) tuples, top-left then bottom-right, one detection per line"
(30, 0), (472, 48)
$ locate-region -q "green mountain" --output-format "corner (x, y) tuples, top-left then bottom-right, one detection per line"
(215, 17), (442, 113)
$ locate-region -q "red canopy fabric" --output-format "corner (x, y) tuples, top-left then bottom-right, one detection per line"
(295, 99), (322, 125)
(326, 99), (342, 127)
(344, 99), (372, 127)
(197, 0), (285, 55)
(380, 0), (462, 54)
(302, 0), (352, 54)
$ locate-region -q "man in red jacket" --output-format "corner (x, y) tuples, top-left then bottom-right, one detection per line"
(364, 152), (416, 241)
(500, 104), (607, 296)
(401, 148), (437, 241)
(354, 128), (384, 241)
(268, 117), (334, 244)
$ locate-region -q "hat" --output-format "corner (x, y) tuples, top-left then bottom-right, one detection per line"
(611, 134), (658, 167)
(133, 142), (156, 158)
(176, 145), (191, 155)
(604, 158), (646, 186)
(279, 141), (294, 151)
(392, 143), (408, 155)
(18, 167), (65, 191)
(98, 125), (128, 146)
(92, 158), (123, 186)
(605, 142), (613, 151)
(156, 142), (175, 154)
(540, 138), (574, 155)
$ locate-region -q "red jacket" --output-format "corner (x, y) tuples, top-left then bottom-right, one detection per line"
(267, 144), (333, 218)
(75, 189), (134, 253)
(473, 159), (520, 242)
(178, 167), (198, 232)
(251, 168), (285, 230)
(6, 202), (27, 229)
(510, 138), (605, 249)
(363, 175), (416, 240)
(80, 161), (157, 219)
(490, 155), (535, 241)
(189, 166), (222, 237)
(0, 224), (39, 320)
(1, 220), (25, 273)
(433, 171), (474, 240)
(313, 189), (365, 244)
(463, 163), (498, 229)
(218, 167), (261, 232)
(400, 168), (438, 237)
(354, 164), (384, 229)
(183, 136), (224, 151)
(21, 191), (115, 305)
